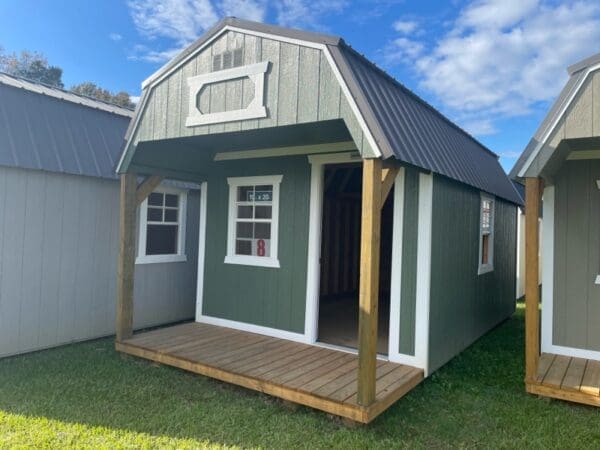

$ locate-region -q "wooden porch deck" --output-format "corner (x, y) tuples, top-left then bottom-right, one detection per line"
(116, 322), (423, 423)
(526, 353), (600, 407)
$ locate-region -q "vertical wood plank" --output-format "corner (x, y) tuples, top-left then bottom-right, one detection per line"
(525, 177), (541, 382)
(116, 173), (137, 342)
(357, 158), (382, 406)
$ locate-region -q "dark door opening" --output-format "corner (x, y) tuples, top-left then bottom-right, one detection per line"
(317, 163), (393, 354)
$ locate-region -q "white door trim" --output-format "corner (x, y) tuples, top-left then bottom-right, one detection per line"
(195, 182), (208, 321)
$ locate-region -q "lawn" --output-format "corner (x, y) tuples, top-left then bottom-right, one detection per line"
(1, 305), (599, 449)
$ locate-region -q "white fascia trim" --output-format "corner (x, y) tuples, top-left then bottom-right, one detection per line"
(139, 25), (383, 158)
(214, 141), (357, 161)
(413, 172), (433, 376)
(196, 314), (309, 343)
(518, 62), (600, 177)
(388, 168), (408, 364)
(195, 182), (208, 322)
(541, 185), (555, 355)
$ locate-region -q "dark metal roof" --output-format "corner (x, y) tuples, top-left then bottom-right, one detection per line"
(131, 17), (522, 204)
(336, 44), (521, 204)
(0, 73), (132, 179)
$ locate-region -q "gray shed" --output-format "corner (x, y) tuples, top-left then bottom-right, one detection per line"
(0, 73), (199, 358)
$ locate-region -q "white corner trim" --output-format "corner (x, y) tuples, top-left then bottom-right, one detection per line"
(195, 182), (208, 322)
(541, 185), (555, 355)
(186, 61), (268, 127)
(388, 167), (405, 363)
(196, 314), (309, 343)
(214, 141), (357, 161)
(518, 62), (600, 177)
(413, 172), (433, 376)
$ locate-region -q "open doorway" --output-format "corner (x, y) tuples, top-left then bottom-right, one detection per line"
(317, 163), (393, 354)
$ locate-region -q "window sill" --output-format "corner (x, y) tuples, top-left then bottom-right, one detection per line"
(478, 264), (494, 275)
(224, 255), (280, 268)
(136, 254), (188, 265)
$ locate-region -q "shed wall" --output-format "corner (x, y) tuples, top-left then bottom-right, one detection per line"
(201, 155), (310, 333)
(428, 175), (516, 372)
(130, 31), (374, 159)
(552, 160), (600, 351)
(0, 166), (198, 358)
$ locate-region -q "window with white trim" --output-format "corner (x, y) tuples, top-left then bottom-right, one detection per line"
(478, 194), (494, 274)
(137, 186), (188, 264)
(225, 175), (282, 268)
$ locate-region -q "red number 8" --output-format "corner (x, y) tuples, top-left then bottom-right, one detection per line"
(256, 239), (266, 257)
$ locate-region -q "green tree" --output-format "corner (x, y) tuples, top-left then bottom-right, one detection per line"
(70, 82), (135, 109)
(0, 48), (64, 87)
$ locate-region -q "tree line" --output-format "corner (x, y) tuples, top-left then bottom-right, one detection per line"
(0, 48), (135, 109)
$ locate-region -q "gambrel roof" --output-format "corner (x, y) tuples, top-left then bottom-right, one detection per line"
(0, 72), (132, 179)
(121, 17), (521, 204)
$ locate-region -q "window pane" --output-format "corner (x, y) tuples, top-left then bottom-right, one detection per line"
(481, 234), (489, 264)
(146, 225), (178, 255)
(164, 209), (178, 223)
(165, 194), (179, 207)
(255, 222), (271, 239)
(147, 207), (163, 222)
(237, 205), (253, 219)
(252, 185), (273, 202)
(255, 205), (272, 219)
(148, 192), (163, 206)
(236, 239), (252, 255)
(236, 222), (253, 239)
(237, 186), (254, 202)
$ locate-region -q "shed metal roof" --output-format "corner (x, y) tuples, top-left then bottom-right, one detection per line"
(127, 17), (521, 205)
(0, 72), (132, 179)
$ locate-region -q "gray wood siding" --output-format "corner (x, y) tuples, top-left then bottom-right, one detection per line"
(0, 166), (198, 358)
(201, 155), (310, 333)
(553, 160), (600, 351)
(526, 71), (600, 176)
(428, 175), (516, 372)
(397, 166), (419, 356)
(129, 31), (375, 158)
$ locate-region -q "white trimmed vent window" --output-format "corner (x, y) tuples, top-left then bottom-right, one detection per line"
(137, 187), (187, 264)
(225, 175), (282, 268)
(478, 194), (495, 274)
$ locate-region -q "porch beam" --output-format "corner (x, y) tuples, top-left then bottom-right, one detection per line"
(116, 173), (137, 342)
(136, 174), (163, 205)
(525, 177), (542, 382)
(357, 158), (383, 406)
(380, 166), (399, 209)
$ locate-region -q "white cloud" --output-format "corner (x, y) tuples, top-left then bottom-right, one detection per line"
(385, 0), (600, 137)
(130, 95), (141, 104)
(219, 0), (267, 21)
(461, 118), (497, 136)
(393, 19), (418, 34)
(274, 0), (347, 29)
(109, 33), (123, 41)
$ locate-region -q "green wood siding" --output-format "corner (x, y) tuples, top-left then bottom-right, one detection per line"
(201, 155), (310, 333)
(428, 175), (516, 372)
(553, 160), (600, 351)
(127, 30), (375, 165)
(397, 166), (419, 355)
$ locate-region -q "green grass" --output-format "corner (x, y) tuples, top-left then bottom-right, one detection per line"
(1, 305), (599, 449)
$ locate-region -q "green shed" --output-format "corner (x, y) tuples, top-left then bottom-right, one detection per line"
(114, 18), (521, 423)
(512, 52), (600, 408)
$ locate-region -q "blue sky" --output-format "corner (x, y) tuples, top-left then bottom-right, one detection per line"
(1, 0), (600, 172)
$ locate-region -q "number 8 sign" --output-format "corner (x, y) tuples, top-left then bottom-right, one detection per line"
(253, 238), (270, 257)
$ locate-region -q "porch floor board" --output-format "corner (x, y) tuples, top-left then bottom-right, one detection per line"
(526, 353), (600, 407)
(116, 322), (423, 423)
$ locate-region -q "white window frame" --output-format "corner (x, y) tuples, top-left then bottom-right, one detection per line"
(136, 185), (188, 264)
(478, 193), (495, 275)
(225, 175), (282, 268)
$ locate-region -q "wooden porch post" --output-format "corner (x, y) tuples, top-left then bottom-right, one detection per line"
(116, 173), (137, 342)
(357, 158), (382, 406)
(525, 177), (541, 382)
